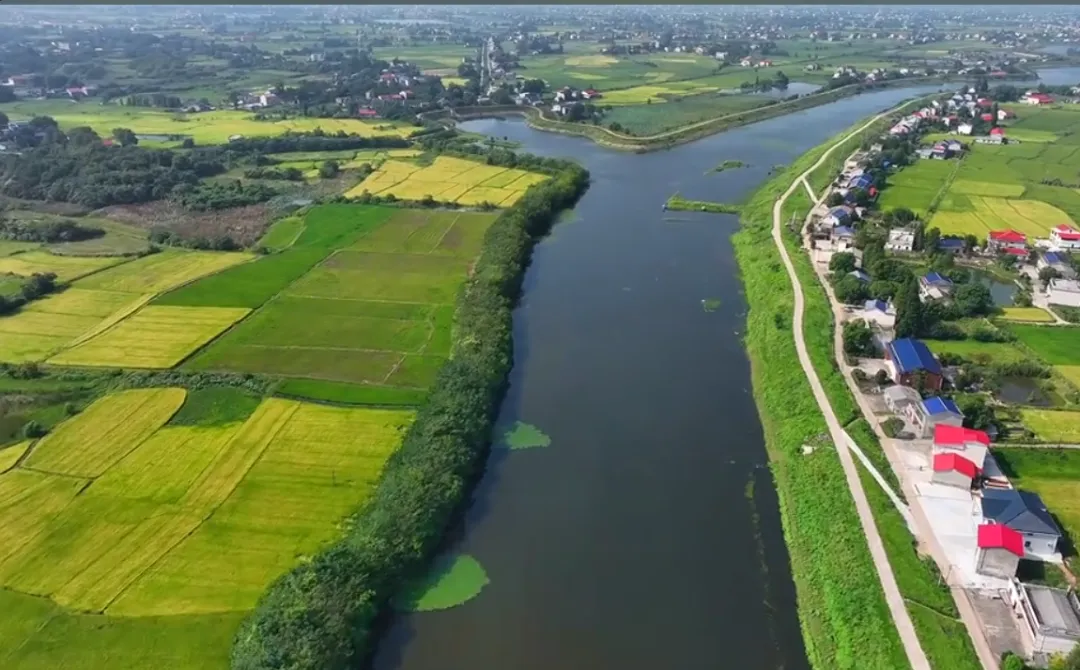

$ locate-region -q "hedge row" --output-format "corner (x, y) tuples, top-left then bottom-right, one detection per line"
(230, 159), (590, 670)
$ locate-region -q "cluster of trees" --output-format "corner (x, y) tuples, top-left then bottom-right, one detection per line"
(148, 229), (241, 251)
(172, 180), (277, 211)
(0, 272), (58, 315)
(0, 217), (103, 243)
(243, 166), (304, 181)
(230, 158), (590, 670)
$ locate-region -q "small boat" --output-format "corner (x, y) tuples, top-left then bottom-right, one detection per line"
(661, 203), (667, 211)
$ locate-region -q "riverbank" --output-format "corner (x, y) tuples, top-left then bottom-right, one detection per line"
(741, 100), (985, 668)
(448, 76), (997, 153)
(230, 163), (590, 670)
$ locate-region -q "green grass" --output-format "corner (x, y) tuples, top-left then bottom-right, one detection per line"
(1006, 325), (1080, 365)
(735, 116), (912, 670)
(275, 379), (427, 406)
(168, 387), (263, 427)
(256, 216), (305, 252)
(925, 339), (1032, 364)
(602, 92), (772, 135)
(391, 554), (489, 612)
(666, 193), (740, 213)
(499, 421), (552, 450)
(1017, 409), (1080, 444)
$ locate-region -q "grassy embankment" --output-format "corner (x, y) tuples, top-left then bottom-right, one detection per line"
(453, 77), (951, 153)
(736, 101), (979, 669)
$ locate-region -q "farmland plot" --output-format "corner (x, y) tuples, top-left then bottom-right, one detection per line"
(0, 250), (128, 282)
(48, 305), (251, 369)
(186, 206), (497, 396)
(1007, 325), (1080, 365)
(345, 156), (549, 207)
(931, 196), (1075, 238)
(0, 391), (412, 666)
(77, 249), (252, 294)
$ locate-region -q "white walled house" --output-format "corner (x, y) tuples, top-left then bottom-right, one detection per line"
(976, 523), (1024, 579)
(1048, 279), (1080, 308)
(1051, 224), (1080, 251)
(886, 228), (915, 252)
(1009, 580), (1080, 656)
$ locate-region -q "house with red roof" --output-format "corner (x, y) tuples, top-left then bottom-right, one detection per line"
(980, 112), (994, 122)
(932, 452), (979, 490)
(356, 107), (379, 118)
(976, 523), (1024, 579)
(1050, 224), (1080, 250)
(581, 89), (601, 99)
(1023, 92), (1054, 105)
(990, 126), (1005, 137)
(987, 229), (1026, 254)
(933, 424), (990, 450)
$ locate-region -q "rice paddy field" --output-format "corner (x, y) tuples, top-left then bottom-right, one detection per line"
(0, 388), (412, 668)
(1016, 409), (1080, 443)
(344, 155), (549, 206)
(1005, 325), (1080, 366)
(0, 249), (252, 364)
(0, 102), (415, 144)
(183, 205), (497, 397)
(878, 105), (1080, 239)
(1000, 307), (1055, 323)
(990, 448), (1080, 556)
(925, 339), (1031, 364)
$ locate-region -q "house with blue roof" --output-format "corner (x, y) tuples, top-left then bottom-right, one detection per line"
(981, 489), (1063, 560)
(823, 206), (854, 229)
(919, 272), (955, 302)
(906, 395), (964, 438)
(862, 299), (895, 329)
(885, 337), (943, 392)
(937, 237), (965, 254)
(1038, 251), (1077, 279)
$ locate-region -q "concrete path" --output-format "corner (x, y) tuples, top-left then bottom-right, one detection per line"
(770, 114), (933, 670)
(804, 162), (1001, 667)
(841, 431), (916, 531)
(801, 177), (817, 203)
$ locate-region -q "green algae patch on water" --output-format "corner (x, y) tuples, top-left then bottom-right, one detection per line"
(499, 421), (551, 450)
(702, 298), (722, 312)
(393, 554), (489, 612)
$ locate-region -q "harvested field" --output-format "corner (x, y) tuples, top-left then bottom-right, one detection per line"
(48, 305), (251, 369)
(345, 156), (549, 207)
(96, 201), (278, 247)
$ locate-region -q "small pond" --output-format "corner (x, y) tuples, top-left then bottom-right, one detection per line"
(997, 377), (1053, 407)
(972, 271), (1018, 307)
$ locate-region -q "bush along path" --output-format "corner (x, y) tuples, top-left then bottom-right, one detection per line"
(770, 112), (932, 670)
(230, 160), (590, 670)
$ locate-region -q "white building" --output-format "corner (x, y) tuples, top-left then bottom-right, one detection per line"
(1050, 224), (1080, 251)
(886, 228), (915, 252)
(1009, 580), (1080, 656)
(862, 299), (896, 329)
(957, 122), (974, 135)
(1048, 278), (1080, 307)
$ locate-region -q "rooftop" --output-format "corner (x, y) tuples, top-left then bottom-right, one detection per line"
(934, 424), (990, 447)
(978, 523), (1024, 557)
(989, 229), (1026, 243)
(922, 271), (953, 286)
(888, 338), (942, 375)
(865, 299), (889, 313)
(934, 452), (979, 478)
(923, 396), (962, 417)
(982, 489), (1062, 536)
(1023, 583), (1080, 639)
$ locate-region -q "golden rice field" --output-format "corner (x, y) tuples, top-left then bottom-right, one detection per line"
(930, 196), (1075, 238)
(0, 390), (410, 641)
(0, 250), (128, 282)
(345, 156), (549, 206)
(1058, 366), (1080, 390)
(1, 103), (415, 144)
(48, 305), (251, 368)
(1000, 307), (1056, 323)
(0, 441), (29, 474)
(0, 249), (251, 364)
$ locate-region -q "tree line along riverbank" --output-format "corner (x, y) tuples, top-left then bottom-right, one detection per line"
(735, 98), (981, 669)
(230, 160), (590, 669)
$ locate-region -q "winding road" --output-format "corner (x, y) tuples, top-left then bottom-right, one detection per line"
(770, 112), (933, 670)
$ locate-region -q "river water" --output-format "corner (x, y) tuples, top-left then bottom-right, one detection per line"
(372, 74), (1078, 670)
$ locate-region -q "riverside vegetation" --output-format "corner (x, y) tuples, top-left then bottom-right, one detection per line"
(230, 157), (589, 669)
(735, 99), (979, 669)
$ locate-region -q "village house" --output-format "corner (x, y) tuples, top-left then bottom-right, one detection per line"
(983, 488), (1063, 560)
(987, 229), (1027, 254)
(862, 299), (895, 329)
(886, 228), (915, 252)
(1023, 92), (1055, 105)
(932, 452), (979, 490)
(1048, 278), (1080, 307)
(932, 424), (989, 474)
(998, 108), (1015, 122)
(976, 524), (1024, 579)
(1050, 224), (1080, 251)
(906, 396), (963, 438)
(823, 205), (854, 229)
(885, 338), (944, 391)
(938, 238), (966, 255)
(847, 267), (870, 283)
(1009, 580), (1080, 656)
(1038, 252), (1076, 279)
(919, 272), (955, 302)
(883, 384), (922, 415)
(956, 122), (974, 135)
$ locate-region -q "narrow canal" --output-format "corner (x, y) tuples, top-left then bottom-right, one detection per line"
(371, 84), (953, 670)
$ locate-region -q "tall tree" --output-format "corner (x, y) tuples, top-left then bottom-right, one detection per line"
(894, 277), (923, 338)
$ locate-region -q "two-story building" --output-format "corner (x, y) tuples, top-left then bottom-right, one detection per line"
(885, 338), (944, 391)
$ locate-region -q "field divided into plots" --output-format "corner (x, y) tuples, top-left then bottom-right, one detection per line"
(0, 250), (252, 364)
(184, 205), (497, 399)
(344, 155), (549, 207)
(0, 388), (412, 668)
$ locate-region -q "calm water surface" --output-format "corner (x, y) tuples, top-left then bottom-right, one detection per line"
(371, 84), (947, 670)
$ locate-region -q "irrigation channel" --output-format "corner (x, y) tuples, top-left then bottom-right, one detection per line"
(372, 70), (1080, 670)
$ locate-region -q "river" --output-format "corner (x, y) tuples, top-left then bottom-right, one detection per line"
(372, 73), (1078, 670)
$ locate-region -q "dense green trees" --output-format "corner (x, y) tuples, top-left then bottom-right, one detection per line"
(230, 160), (589, 670)
(843, 320), (876, 356)
(0, 217), (103, 243)
(894, 277), (923, 338)
(0, 272), (58, 315)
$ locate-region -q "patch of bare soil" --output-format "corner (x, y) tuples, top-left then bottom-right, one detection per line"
(93, 201), (275, 246)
